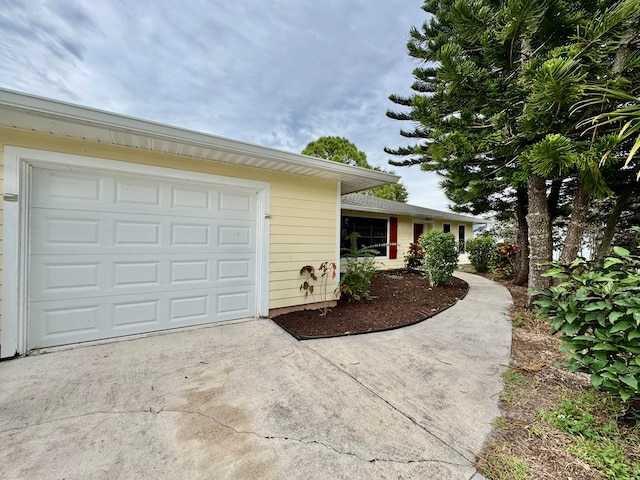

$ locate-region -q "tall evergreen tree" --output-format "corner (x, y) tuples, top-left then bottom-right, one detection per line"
(387, 0), (639, 294)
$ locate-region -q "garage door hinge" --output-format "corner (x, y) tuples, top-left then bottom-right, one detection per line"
(3, 194), (18, 202)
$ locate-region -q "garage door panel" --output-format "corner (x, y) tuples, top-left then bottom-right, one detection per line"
(112, 300), (160, 329)
(29, 286), (255, 348)
(217, 291), (251, 315)
(218, 259), (251, 282)
(33, 169), (257, 219)
(32, 170), (106, 207)
(31, 254), (255, 301)
(218, 225), (253, 247)
(29, 302), (103, 347)
(170, 185), (214, 212)
(37, 261), (101, 294)
(37, 216), (102, 248)
(31, 211), (256, 254)
(114, 221), (162, 246)
(219, 191), (254, 214)
(113, 261), (161, 287)
(170, 223), (211, 246)
(115, 178), (162, 207)
(171, 260), (209, 284)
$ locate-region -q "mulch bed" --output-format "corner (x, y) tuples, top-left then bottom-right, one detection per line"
(271, 269), (468, 338)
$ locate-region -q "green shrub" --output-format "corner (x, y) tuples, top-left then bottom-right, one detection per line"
(418, 231), (459, 286)
(534, 233), (640, 402)
(491, 242), (517, 279)
(340, 257), (377, 301)
(339, 232), (377, 301)
(466, 236), (496, 273)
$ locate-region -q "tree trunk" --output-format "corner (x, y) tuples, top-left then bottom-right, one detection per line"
(526, 176), (553, 302)
(559, 180), (591, 263)
(514, 187), (529, 286)
(594, 184), (634, 263)
(547, 179), (562, 221)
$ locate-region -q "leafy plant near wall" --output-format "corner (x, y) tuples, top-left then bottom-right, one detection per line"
(491, 242), (517, 280)
(418, 231), (458, 286)
(299, 262), (337, 316)
(534, 229), (640, 403)
(339, 232), (377, 302)
(404, 241), (424, 269)
(466, 236), (496, 273)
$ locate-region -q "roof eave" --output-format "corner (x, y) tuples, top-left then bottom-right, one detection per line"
(341, 204), (488, 224)
(0, 88), (399, 193)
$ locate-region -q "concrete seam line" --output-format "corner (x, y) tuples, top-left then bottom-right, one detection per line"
(306, 347), (474, 463)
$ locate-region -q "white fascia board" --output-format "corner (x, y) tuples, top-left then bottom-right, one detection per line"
(0, 89), (399, 190)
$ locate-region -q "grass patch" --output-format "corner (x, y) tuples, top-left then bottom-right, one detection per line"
(492, 416), (509, 433)
(501, 369), (528, 407)
(510, 310), (547, 333)
(542, 391), (640, 480)
(480, 441), (531, 480)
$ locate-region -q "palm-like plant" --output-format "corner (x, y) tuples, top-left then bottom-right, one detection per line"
(577, 87), (640, 177)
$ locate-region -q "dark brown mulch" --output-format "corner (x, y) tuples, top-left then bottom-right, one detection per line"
(271, 269), (468, 338)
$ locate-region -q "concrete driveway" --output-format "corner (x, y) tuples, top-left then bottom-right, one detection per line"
(0, 272), (512, 479)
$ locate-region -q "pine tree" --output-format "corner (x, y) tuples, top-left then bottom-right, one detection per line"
(387, 0), (640, 294)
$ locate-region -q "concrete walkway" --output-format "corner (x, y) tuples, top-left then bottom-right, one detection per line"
(0, 272), (512, 479)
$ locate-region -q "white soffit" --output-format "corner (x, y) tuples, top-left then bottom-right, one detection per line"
(0, 89), (399, 194)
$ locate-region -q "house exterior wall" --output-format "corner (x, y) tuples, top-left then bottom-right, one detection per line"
(340, 209), (475, 270)
(0, 127), (338, 340)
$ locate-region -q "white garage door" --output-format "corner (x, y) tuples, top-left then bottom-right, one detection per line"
(28, 167), (258, 349)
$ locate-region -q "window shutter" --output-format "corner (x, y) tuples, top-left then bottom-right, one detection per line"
(389, 217), (398, 259)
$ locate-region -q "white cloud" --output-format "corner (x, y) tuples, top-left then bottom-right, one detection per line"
(0, 0), (451, 210)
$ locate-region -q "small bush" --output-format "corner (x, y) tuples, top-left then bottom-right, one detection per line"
(340, 257), (377, 301)
(492, 242), (517, 279)
(418, 231), (458, 286)
(339, 232), (377, 301)
(534, 234), (640, 403)
(466, 236), (496, 273)
(404, 241), (424, 269)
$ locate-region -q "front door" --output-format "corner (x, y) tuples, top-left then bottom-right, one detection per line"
(458, 225), (466, 252)
(413, 223), (424, 243)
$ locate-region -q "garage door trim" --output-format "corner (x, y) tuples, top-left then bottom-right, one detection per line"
(2, 146), (271, 357)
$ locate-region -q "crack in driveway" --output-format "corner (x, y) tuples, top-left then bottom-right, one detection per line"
(0, 407), (470, 468)
(175, 408), (470, 467)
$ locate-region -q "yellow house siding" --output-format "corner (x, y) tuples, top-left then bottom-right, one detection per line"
(340, 209), (477, 271)
(0, 128), (338, 324)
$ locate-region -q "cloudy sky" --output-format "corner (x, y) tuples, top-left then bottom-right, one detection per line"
(0, 0), (451, 209)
